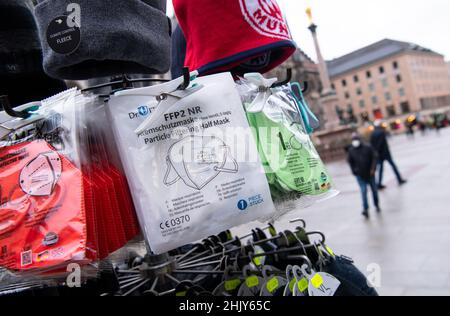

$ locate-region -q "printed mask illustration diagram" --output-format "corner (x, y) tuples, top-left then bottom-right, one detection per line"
(1, 151), (63, 237)
(164, 136), (239, 190)
(20, 151), (62, 197)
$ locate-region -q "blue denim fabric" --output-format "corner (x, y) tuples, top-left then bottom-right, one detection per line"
(356, 176), (379, 211)
(378, 157), (403, 186)
(323, 256), (379, 297)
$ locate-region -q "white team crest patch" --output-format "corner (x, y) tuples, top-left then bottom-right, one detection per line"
(239, 0), (291, 40)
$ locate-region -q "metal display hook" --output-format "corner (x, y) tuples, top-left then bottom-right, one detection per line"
(81, 67), (192, 94)
(271, 68), (293, 88)
(269, 68), (309, 93)
(0, 95), (30, 119)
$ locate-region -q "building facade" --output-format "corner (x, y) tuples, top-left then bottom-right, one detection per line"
(327, 39), (450, 125)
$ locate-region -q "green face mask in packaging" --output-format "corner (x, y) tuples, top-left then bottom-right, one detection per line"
(246, 109), (332, 196)
(237, 73), (338, 219)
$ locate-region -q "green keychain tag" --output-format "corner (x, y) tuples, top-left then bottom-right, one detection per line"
(269, 226), (277, 237)
(297, 277), (309, 292)
(224, 279), (241, 291)
(311, 274), (324, 289)
(253, 257), (262, 267)
(246, 275), (260, 288)
(252, 246), (265, 267)
(176, 291), (187, 297)
(289, 279), (296, 292)
(326, 246), (335, 257)
(266, 277), (279, 293)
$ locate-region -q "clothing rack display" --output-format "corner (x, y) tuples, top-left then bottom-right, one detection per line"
(0, 68), (338, 297)
(0, 219), (377, 297)
(0, 0), (369, 298)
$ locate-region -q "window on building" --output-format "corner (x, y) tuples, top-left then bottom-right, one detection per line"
(366, 71), (372, 78)
(336, 106), (345, 122)
(356, 88), (362, 95)
(360, 112), (370, 122)
(385, 92), (392, 101)
(368, 83), (375, 92)
(400, 101), (411, 114)
(342, 79), (347, 87)
(354, 75), (359, 83)
(399, 88), (405, 97)
(393, 61), (399, 69)
(381, 78), (388, 88)
(420, 95), (450, 110)
(346, 104), (358, 123)
(396, 74), (402, 83)
(331, 83), (335, 90)
(379, 66), (385, 74)
(359, 100), (365, 108)
(386, 105), (396, 117)
(371, 96), (378, 104)
(345, 92), (350, 99)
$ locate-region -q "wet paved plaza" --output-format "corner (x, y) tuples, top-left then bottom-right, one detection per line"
(238, 127), (450, 296)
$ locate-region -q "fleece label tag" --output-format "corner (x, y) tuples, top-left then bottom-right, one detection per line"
(47, 15), (81, 55)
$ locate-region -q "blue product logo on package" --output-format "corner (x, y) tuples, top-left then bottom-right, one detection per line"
(237, 199), (248, 211)
(237, 194), (265, 211)
(129, 105), (152, 120)
(138, 106), (150, 117)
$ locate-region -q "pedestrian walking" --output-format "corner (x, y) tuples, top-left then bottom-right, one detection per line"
(370, 121), (407, 190)
(433, 115), (442, 135)
(347, 134), (381, 219)
(406, 121), (415, 138)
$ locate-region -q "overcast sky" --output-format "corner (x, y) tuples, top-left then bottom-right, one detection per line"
(167, 0), (450, 62)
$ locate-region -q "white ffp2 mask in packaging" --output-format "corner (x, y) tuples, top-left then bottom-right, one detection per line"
(107, 73), (276, 254)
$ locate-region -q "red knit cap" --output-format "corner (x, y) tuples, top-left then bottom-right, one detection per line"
(173, 0), (296, 75)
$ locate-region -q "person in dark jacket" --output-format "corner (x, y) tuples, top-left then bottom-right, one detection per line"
(348, 134), (380, 219)
(370, 120), (406, 189)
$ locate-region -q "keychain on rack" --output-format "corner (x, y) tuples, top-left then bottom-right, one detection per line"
(259, 265), (288, 297)
(237, 264), (264, 296)
(298, 263), (341, 297)
(291, 260), (312, 296)
(103, 219), (376, 297)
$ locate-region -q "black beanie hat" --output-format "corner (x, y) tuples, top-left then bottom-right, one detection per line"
(34, 0), (171, 80)
(171, 25), (187, 79)
(0, 0), (42, 76)
(0, 0), (66, 107)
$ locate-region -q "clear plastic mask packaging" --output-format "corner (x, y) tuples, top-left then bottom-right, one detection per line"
(75, 96), (140, 259)
(236, 73), (339, 220)
(0, 89), (98, 289)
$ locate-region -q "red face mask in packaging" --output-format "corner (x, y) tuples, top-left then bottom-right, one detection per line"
(84, 165), (139, 259)
(0, 140), (86, 271)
